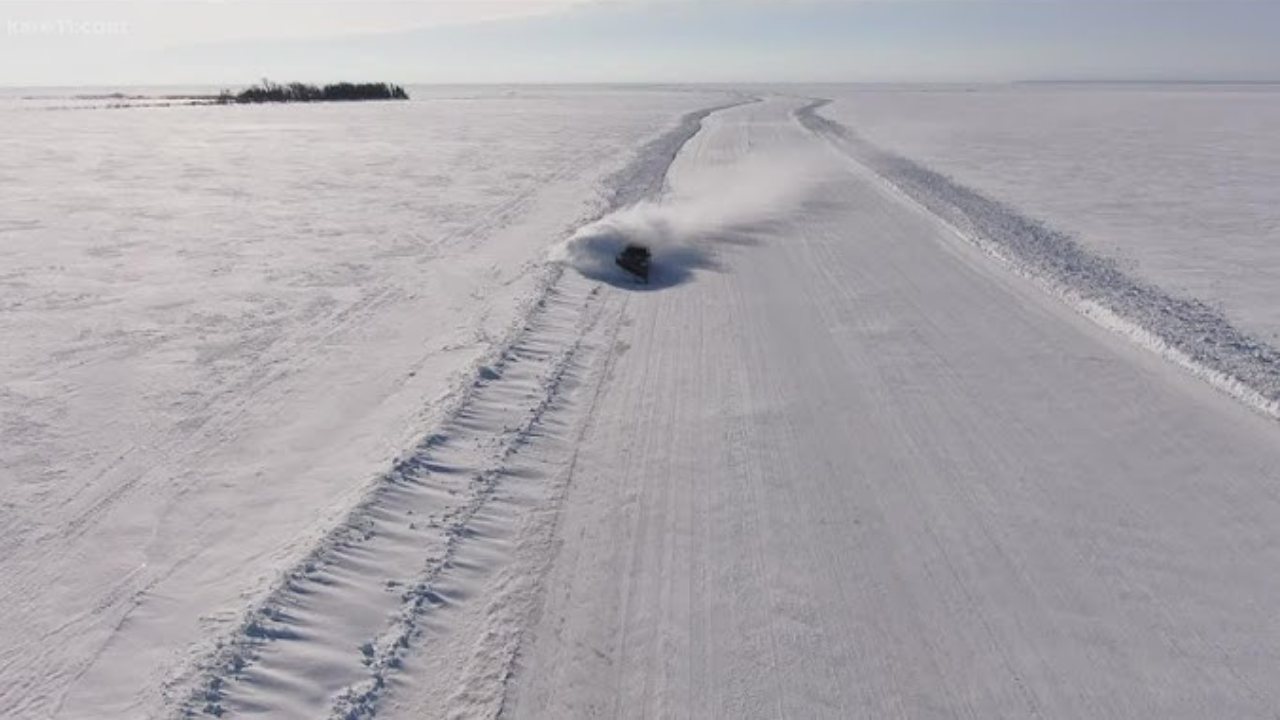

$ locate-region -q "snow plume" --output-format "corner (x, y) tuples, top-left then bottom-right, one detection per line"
(554, 147), (833, 286)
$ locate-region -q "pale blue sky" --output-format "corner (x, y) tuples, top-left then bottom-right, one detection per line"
(1, 1), (1277, 86)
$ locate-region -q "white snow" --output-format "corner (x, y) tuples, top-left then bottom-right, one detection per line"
(798, 95), (1280, 417)
(0, 87), (727, 719)
(4, 85), (1280, 720)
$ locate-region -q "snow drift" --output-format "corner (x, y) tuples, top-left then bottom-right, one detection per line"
(553, 148), (833, 286)
(797, 99), (1280, 421)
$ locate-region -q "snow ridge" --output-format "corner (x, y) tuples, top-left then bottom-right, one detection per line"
(171, 97), (744, 719)
(604, 96), (756, 210)
(797, 99), (1280, 421)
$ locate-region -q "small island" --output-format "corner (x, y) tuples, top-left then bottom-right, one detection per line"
(217, 80), (409, 104)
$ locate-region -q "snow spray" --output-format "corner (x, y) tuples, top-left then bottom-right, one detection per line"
(552, 146), (835, 284)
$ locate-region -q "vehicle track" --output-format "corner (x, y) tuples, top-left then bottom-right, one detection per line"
(170, 98), (750, 719)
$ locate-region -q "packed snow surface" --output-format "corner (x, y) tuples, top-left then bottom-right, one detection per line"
(4, 86), (1280, 719)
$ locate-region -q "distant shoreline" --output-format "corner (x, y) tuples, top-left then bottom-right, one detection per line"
(217, 80), (409, 104)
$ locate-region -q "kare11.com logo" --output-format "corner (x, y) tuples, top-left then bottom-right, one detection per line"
(5, 17), (130, 37)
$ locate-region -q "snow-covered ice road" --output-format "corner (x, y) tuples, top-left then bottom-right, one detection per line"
(499, 99), (1280, 718)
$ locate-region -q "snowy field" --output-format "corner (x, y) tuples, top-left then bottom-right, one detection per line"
(0, 86), (727, 718)
(3, 85), (1280, 719)
(816, 84), (1280, 342)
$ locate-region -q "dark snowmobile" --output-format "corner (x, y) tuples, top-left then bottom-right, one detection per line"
(615, 244), (651, 283)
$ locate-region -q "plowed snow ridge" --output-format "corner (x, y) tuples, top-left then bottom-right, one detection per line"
(505, 96), (1280, 720)
(798, 99), (1280, 420)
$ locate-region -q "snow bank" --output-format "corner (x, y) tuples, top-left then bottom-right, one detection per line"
(797, 99), (1280, 420)
(553, 148), (833, 286)
(167, 94), (747, 719)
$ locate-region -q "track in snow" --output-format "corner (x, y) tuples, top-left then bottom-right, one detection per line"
(195, 274), (619, 719)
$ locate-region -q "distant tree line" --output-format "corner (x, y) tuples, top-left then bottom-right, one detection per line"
(218, 80), (409, 104)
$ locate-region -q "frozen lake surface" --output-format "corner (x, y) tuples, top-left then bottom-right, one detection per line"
(0, 86), (726, 718)
(3, 85), (1280, 719)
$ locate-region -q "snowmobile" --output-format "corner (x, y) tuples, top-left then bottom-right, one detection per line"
(615, 244), (651, 283)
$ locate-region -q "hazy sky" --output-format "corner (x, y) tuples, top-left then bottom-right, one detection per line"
(1, 1), (1277, 86)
